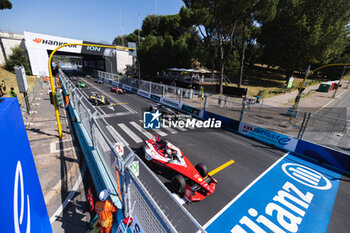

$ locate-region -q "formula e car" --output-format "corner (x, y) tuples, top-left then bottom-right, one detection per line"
(149, 104), (179, 120)
(111, 86), (124, 94)
(95, 79), (104, 84)
(89, 94), (110, 106)
(77, 81), (88, 88)
(142, 135), (217, 202)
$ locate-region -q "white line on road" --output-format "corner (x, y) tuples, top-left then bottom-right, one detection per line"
(139, 120), (168, 137)
(118, 123), (143, 144)
(106, 125), (129, 146)
(130, 121), (154, 139)
(82, 78), (137, 114)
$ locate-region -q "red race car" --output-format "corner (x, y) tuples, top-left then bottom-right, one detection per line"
(111, 86), (124, 94)
(142, 135), (217, 202)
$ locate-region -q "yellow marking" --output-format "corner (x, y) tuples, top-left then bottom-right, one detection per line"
(110, 102), (128, 106)
(208, 160), (235, 176)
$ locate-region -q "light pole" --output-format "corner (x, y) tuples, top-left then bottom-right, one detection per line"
(289, 63), (350, 122)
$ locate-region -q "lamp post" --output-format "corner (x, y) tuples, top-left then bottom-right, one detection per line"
(289, 63), (350, 122)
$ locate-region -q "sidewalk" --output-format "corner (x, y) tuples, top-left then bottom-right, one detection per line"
(25, 82), (90, 232)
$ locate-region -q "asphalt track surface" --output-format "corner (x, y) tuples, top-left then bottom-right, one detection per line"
(69, 76), (349, 232)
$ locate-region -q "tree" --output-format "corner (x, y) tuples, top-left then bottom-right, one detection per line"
(183, 0), (277, 93)
(5, 46), (32, 75)
(259, 0), (350, 77)
(112, 30), (141, 46)
(135, 12), (205, 76)
(0, 0), (12, 10)
(237, 0), (279, 87)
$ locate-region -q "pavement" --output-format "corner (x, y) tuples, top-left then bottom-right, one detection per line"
(25, 82), (91, 232)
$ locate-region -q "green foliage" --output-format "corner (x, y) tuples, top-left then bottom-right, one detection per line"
(259, 0), (350, 76)
(113, 30), (141, 46)
(5, 46), (32, 75)
(0, 0), (12, 10)
(136, 12), (205, 75)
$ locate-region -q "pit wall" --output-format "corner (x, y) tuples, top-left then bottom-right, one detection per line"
(111, 80), (350, 175)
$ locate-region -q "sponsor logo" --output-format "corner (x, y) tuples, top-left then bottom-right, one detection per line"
(138, 90), (150, 98)
(241, 123), (292, 146)
(87, 46), (101, 52)
(143, 110), (161, 129)
(14, 161), (31, 233)
(150, 94), (161, 102)
(32, 37), (77, 48)
(33, 38), (42, 43)
(282, 163), (332, 190)
(163, 118), (221, 129)
(181, 104), (200, 116)
(231, 162), (332, 233)
(161, 98), (179, 107)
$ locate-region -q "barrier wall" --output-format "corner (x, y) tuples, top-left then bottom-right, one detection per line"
(0, 98), (52, 233)
(295, 140), (350, 172)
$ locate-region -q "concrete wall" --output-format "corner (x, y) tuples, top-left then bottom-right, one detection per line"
(116, 50), (133, 74)
(0, 31), (25, 65)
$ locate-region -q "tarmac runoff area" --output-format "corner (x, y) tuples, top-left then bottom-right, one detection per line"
(23, 76), (350, 233)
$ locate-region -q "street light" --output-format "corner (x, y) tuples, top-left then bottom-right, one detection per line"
(289, 63), (350, 122)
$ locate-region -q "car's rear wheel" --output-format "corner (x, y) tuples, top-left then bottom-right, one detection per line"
(195, 163), (208, 178)
(94, 99), (99, 106)
(172, 174), (186, 194)
(105, 99), (110, 105)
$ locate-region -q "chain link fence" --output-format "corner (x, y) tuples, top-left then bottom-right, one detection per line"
(298, 113), (350, 153)
(60, 70), (205, 233)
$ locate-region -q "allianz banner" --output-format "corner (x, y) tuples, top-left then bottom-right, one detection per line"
(0, 98), (52, 232)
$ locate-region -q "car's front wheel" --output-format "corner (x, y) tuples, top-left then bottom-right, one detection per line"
(172, 174), (186, 194)
(195, 163), (208, 178)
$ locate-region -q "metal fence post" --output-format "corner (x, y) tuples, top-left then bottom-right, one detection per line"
(149, 82), (151, 93)
(297, 112), (307, 139)
(204, 95), (208, 110)
(162, 85), (165, 97)
(239, 98), (246, 122)
(179, 89), (183, 103)
(300, 112), (311, 140)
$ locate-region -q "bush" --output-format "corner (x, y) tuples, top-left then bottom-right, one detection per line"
(5, 46), (32, 75)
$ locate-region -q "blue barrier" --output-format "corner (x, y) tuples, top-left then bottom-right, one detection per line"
(202, 110), (240, 132)
(0, 98), (52, 233)
(295, 140), (350, 174)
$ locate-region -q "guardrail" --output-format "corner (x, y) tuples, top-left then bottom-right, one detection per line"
(59, 69), (205, 233)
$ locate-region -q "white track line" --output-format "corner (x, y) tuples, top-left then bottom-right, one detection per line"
(82, 79), (137, 114)
(203, 152), (289, 229)
(118, 123), (143, 144)
(50, 162), (86, 224)
(139, 120), (168, 137)
(315, 89), (349, 114)
(130, 121), (154, 139)
(106, 125), (129, 146)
